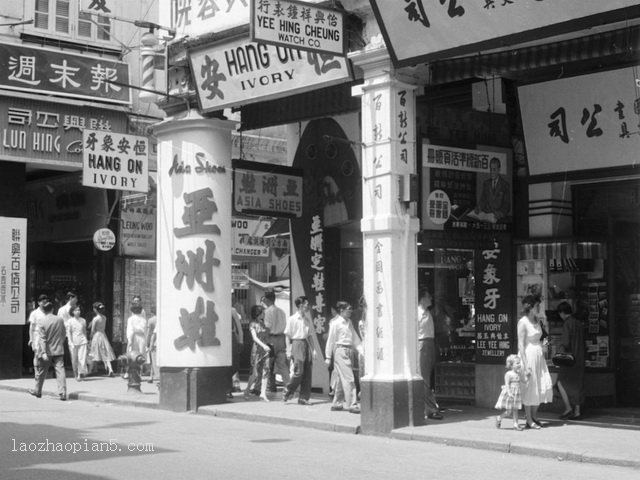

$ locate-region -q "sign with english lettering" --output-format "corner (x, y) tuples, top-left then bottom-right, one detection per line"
(251, 0), (345, 56)
(188, 37), (352, 113)
(232, 159), (303, 218)
(119, 205), (156, 258)
(82, 129), (149, 193)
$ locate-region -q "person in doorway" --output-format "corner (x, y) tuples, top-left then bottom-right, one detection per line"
(472, 156), (511, 223)
(517, 295), (553, 429)
(132, 294), (147, 319)
(145, 306), (159, 383)
(244, 305), (272, 402)
(88, 302), (115, 377)
(28, 294), (49, 370)
(263, 291), (290, 392)
(556, 302), (585, 420)
(29, 301), (67, 401)
(324, 301), (362, 413)
(418, 289), (443, 420)
(282, 296), (316, 405)
(66, 305), (89, 381)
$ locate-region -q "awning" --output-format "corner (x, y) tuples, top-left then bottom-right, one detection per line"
(429, 25), (640, 85)
(517, 241), (607, 260)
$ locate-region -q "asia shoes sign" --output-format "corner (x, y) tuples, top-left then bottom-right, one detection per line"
(0, 217), (26, 326)
(188, 37), (352, 113)
(251, 0), (345, 56)
(82, 129), (149, 193)
(371, 0), (640, 67)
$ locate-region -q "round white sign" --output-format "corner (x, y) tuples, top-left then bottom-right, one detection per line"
(93, 228), (116, 251)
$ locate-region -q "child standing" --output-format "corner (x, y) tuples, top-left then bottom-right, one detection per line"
(494, 354), (524, 430)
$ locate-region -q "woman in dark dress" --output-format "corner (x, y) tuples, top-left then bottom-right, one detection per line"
(243, 305), (272, 402)
(556, 302), (585, 420)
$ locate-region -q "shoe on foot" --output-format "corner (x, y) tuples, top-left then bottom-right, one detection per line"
(59, 394), (66, 401)
(513, 424), (524, 431)
(560, 409), (572, 420)
(525, 422), (540, 430)
(427, 412), (443, 420)
(297, 399), (310, 405)
(260, 394), (270, 402)
(28, 389), (41, 398)
(330, 405), (344, 411)
(349, 406), (361, 414)
(282, 391), (292, 402)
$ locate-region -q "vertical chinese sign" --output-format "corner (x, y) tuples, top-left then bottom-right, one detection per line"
(156, 121), (233, 368)
(474, 237), (513, 364)
(0, 217), (26, 325)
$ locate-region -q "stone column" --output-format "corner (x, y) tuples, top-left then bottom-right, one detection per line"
(154, 111), (236, 411)
(351, 46), (424, 433)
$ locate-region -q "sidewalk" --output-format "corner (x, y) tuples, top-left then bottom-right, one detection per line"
(2, 375), (639, 469)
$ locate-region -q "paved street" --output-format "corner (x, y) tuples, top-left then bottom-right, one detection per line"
(1, 389), (638, 480)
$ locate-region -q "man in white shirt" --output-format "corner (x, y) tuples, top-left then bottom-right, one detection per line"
(263, 291), (290, 391)
(418, 289), (443, 420)
(282, 296), (315, 404)
(57, 291), (78, 326)
(28, 294), (49, 368)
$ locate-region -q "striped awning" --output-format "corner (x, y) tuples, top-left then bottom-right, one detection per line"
(517, 241), (606, 260)
(429, 25), (640, 85)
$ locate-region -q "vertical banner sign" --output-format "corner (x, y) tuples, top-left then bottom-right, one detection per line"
(475, 237), (512, 364)
(156, 119), (233, 368)
(0, 217), (26, 325)
(82, 129), (149, 193)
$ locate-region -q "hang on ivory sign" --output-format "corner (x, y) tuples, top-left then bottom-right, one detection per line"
(188, 37), (352, 113)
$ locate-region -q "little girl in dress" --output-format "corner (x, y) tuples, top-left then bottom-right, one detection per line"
(494, 354), (525, 430)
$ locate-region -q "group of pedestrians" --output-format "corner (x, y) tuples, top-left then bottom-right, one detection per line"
(26, 291), (159, 400)
(243, 292), (363, 414)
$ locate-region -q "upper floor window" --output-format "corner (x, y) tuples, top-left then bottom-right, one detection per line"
(30, 0), (113, 44)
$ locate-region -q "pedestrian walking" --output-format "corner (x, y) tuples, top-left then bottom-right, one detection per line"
(88, 302), (115, 376)
(29, 301), (67, 401)
(145, 306), (159, 383)
(263, 291), (290, 391)
(282, 296), (315, 404)
(494, 354), (525, 430)
(324, 301), (362, 413)
(244, 305), (272, 402)
(28, 294), (49, 370)
(66, 305), (89, 381)
(556, 301), (585, 420)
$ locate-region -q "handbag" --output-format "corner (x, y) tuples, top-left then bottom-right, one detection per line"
(552, 352), (576, 367)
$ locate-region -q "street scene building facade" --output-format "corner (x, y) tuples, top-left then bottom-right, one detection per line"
(0, 1), (639, 433)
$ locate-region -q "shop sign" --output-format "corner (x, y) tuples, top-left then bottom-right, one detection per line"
(159, 0), (251, 40)
(26, 174), (109, 243)
(119, 206), (156, 258)
(232, 159), (303, 218)
(421, 143), (511, 232)
(0, 216), (26, 326)
(82, 129), (149, 193)
(93, 228), (116, 251)
(251, 0), (345, 56)
(232, 216), (272, 262)
(0, 42), (130, 104)
(371, 1), (640, 67)
(0, 97), (126, 166)
(232, 268), (249, 290)
(188, 38), (352, 113)
(475, 238), (512, 364)
(519, 65), (640, 176)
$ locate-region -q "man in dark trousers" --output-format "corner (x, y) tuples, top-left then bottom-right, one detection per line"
(29, 301), (67, 401)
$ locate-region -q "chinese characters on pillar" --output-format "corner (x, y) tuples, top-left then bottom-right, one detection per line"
(374, 239), (385, 361)
(475, 238), (512, 363)
(309, 215), (326, 334)
(0, 217), (26, 325)
(171, 183), (222, 351)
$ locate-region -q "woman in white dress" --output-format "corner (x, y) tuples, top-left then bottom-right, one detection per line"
(88, 302), (115, 376)
(67, 305), (89, 381)
(517, 295), (553, 429)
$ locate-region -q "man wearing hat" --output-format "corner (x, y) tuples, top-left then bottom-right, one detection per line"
(28, 294), (49, 368)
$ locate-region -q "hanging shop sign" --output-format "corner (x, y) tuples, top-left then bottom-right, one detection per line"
(0, 42), (130, 104)
(519, 65), (640, 176)
(370, 1), (640, 67)
(159, 0), (251, 40)
(92, 228), (116, 251)
(232, 159), (304, 218)
(475, 237), (513, 364)
(0, 216), (26, 326)
(251, 0), (345, 56)
(82, 129), (149, 193)
(119, 205), (156, 258)
(231, 216), (275, 262)
(188, 38), (352, 113)
(421, 143), (511, 232)
(0, 97), (126, 166)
